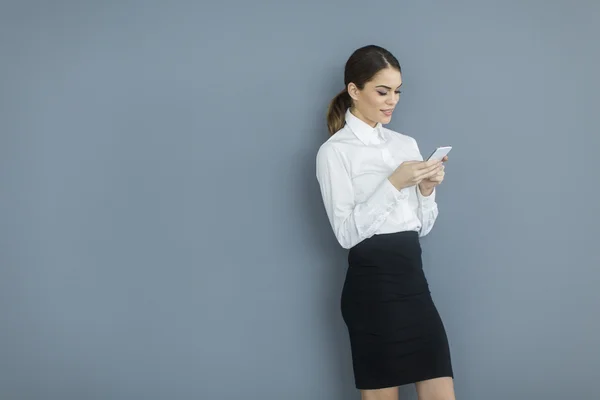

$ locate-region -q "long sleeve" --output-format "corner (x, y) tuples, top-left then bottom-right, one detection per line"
(416, 185), (439, 237)
(412, 137), (439, 237)
(316, 144), (409, 249)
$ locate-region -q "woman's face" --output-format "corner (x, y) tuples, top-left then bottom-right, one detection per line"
(348, 67), (402, 127)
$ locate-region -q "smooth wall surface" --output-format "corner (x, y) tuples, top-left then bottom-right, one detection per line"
(1, 1), (599, 399)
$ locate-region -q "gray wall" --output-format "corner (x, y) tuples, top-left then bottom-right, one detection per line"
(1, 1), (599, 399)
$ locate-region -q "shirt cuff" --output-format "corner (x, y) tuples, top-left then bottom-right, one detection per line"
(417, 185), (436, 208)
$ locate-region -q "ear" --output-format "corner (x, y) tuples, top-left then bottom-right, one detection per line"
(347, 82), (360, 102)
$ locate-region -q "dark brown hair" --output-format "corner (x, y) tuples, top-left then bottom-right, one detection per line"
(326, 45), (402, 135)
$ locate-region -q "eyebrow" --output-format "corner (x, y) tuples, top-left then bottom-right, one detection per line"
(375, 84), (402, 89)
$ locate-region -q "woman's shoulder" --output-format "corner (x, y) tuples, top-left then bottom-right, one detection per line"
(316, 125), (354, 154)
(315, 127), (356, 172)
(316, 136), (343, 165)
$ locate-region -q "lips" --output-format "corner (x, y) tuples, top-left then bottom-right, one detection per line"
(381, 109), (394, 116)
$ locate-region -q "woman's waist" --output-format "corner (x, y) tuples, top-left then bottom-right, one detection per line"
(348, 230), (422, 265)
(353, 230), (421, 249)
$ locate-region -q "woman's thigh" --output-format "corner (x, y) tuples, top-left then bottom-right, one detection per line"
(360, 386), (399, 400)
(415, 377), (455, 400)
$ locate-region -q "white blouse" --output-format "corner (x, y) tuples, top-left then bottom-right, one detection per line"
(316, 109), (439, 249)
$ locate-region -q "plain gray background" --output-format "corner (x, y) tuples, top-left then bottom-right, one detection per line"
(1, 1), (599, 399)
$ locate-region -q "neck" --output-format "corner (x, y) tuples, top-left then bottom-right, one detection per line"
(350, 107), (377, 128)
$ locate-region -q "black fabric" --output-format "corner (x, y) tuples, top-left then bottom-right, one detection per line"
(341, 231), (453, 390)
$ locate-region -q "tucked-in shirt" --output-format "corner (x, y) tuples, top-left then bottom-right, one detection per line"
(315, 109), (438, 249)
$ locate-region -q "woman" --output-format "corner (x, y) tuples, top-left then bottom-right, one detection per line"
(315, 45), (456, 400)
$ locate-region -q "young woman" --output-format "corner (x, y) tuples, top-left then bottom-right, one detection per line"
(316, 45), (455, 400)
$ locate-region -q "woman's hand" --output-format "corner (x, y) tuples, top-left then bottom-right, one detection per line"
(388, 159), (443, 191)
(418, 156), (448, 196)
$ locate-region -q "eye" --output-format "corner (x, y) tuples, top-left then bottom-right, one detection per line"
(377, 91), (388, 96)
(395, 90), (402, 94)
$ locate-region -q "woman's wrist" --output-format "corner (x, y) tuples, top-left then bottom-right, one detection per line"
(418, 183), (434, 197)
(388, 176), (405, 191)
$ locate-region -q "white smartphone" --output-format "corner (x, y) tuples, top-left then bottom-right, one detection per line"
(426, 146), (452, 161)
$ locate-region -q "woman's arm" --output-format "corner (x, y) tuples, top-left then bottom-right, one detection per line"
(416, 184), (439, 237)
(316, 144), (409, 249)
(411, 137), (440, 237)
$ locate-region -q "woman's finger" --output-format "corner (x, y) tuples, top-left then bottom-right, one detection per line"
(432, 172), (445, 182)
(416, 167), (442, 181)
(416, 160), (442, 171)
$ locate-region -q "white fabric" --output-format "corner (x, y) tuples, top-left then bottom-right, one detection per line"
(316, 109), (438, 249)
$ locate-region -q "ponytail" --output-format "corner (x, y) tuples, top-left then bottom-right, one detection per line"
(326, 89), (352, 135)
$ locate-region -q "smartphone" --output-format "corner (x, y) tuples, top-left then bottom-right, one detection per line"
(426, 146), (452, 161)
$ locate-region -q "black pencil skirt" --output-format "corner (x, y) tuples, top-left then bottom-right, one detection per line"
(341, 231), (453, 390)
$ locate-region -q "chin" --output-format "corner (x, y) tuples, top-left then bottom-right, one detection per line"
(380, 115), (393, 125)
